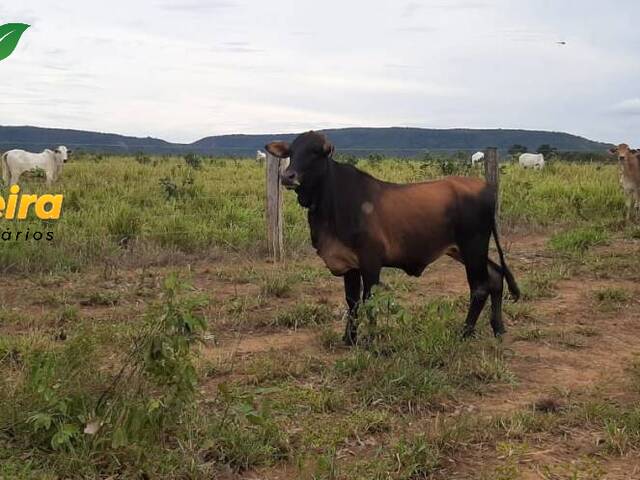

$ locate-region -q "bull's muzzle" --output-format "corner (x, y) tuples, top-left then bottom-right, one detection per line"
(281, 169), (300, 189)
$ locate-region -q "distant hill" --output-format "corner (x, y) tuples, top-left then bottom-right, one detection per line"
(0, 126), (184, 154)
(0, 125), (612, 157)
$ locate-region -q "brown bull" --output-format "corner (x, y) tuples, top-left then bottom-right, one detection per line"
(266, 132), (520, 345)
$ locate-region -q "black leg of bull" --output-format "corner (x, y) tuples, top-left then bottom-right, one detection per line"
(361, 268), (381, 303)
(458, 236), (491, 339)
(343, 269), (362, 345)
(487, 259), (506, 337)
(461, 279), (490, 338)
(361, 267), (381, 329)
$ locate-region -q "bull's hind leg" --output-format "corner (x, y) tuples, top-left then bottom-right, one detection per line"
(343, 269), (361, 345)
(448, 247), (506, 337)
(456, 237), (491, 338)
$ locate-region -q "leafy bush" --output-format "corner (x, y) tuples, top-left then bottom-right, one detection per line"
(134, 151), (151, 165)
(184, 152), (203, 169)
(0, 275), (206, 464)
(159, 167), (200, 200)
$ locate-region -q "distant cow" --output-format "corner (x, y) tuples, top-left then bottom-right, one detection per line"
(519, 153), (545, 169)
(266, 131), (519, 345)
(256, 150), (267, 162)
(471, 151), (484, 166)
(1, 146), (69, 186)
(609, 143), (640, 222)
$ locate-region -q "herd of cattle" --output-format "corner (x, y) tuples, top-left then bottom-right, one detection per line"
(0, 138), (637, 344)
(471, 150), (545, 169)
(0, 145), (636, 221)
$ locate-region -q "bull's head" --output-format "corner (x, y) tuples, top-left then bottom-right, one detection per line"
(54, 146), (69, 162)
(265, 131), (334, 207)
(609, 144), (637, 163)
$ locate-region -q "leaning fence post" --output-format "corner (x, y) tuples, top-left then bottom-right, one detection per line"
(265, 152), (284, 261)
(484, 147), (500, 231)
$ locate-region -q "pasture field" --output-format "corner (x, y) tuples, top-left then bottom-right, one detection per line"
(1, 155), (640, 479)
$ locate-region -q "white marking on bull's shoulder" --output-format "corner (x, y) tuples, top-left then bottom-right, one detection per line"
(361, 201), (374, 214)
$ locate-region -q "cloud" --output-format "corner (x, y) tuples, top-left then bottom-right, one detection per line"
(160, 1), (236, 12)
(396, 26), (435, 34)
(401, 2), (423, 18)
(216, 41), (263, 53)
(431, 1), (486, 9)
(610, 98), (640, 116)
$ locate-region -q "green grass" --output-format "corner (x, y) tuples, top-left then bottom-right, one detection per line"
(0, 157), (626, 273)
(1, 156), (637, 478)
(272, 302), (334, 329)
(593, 287), (631, 312)
(549, 226), (610, 254)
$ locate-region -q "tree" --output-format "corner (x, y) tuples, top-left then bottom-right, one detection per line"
(508, 144), (528, 156)
(536, 144), (557, 158)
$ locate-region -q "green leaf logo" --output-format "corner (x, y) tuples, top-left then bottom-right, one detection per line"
(0, 23), (30, 62)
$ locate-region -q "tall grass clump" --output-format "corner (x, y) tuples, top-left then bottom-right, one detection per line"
(549, 226), (609, 254)
(500, 162), (624, 227)
(335, 288), (514, 407)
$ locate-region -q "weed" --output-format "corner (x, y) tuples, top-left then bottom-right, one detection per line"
(513, 327), (547, 342)
(184, 152), (203, 169)
(549, 227), (609, 254)
(593, 287), (631, 312)
(273, 303), (334, 329)
(134, 151), (151, 165)
(79, 291), (120, 306)
(260, 275), (292, 298)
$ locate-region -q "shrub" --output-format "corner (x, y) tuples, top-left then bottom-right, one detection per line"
(184, 152), (203, 169)
(134, 151), (151, 165)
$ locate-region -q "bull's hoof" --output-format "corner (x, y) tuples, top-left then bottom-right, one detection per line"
(343, 331), (357, 346)
(493, 328), (507, 338)
(461, 326), (476, 339)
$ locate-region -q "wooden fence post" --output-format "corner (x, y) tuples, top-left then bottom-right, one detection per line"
(265, 152), (284, 261)
(484, 147), (500, 229)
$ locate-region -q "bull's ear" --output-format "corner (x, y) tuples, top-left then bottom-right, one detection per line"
(322, 140), (335, 157)
(632, 149), (638, 154)
(608, 147), (617, 155)
(265, 141), (290, 158)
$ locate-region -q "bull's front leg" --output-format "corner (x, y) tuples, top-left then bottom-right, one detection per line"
(361, 267), (381, 330)
(343, 269), (361, 345)
(361, 269), (381, 302)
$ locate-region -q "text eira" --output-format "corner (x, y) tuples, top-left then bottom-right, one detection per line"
(0, 185), (64, 220)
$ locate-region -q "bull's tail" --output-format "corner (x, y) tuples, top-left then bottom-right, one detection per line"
(491, 216), (520, 301)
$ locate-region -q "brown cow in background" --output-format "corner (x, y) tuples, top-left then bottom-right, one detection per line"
(609, 144), (640, 222)
(266, 131), (520, 345)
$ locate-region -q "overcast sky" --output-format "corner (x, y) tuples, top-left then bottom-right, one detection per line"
(1, 0), (639, 144)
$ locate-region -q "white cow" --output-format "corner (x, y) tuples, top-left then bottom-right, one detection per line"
(519, 153), (545, 169)
(1, 146), (69, 186)
(258, 148), (289, 172)
(471, 151), (484, 166)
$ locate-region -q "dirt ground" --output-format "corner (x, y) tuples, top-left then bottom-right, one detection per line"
(2, 232), (640, 479)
